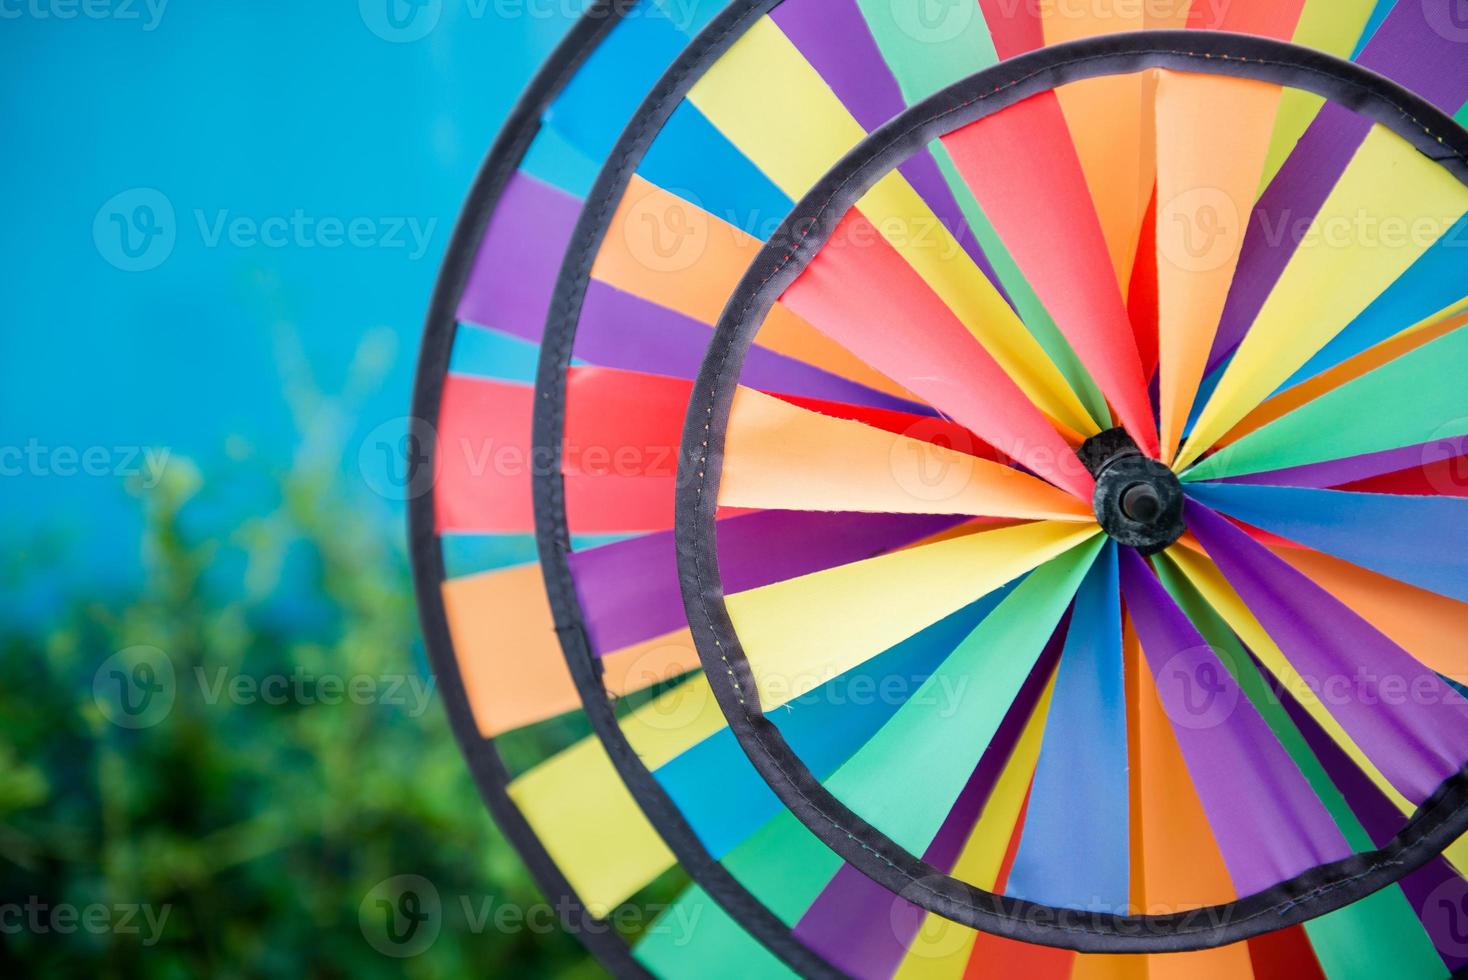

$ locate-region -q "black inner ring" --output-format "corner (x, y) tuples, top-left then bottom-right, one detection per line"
(668, 32), (1468, 953)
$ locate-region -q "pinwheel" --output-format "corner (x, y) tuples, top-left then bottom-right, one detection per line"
(410, 1), (1468, 976)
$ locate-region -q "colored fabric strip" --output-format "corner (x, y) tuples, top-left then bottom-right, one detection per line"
(504, 670), (754, 915)
(943, 94), (1160, 456)
(858, 8), (1074, 386)
(1165, 542), (1414, 817)
(458, 171), (579, 342)
(854, 0), (1112, 426)
(818, 537), (1101, 855)
(576, 280), (927, 413)
(1188, 482), (1468, 605)
(1186, 500), (1468, 804)
(595, 175), (913, 398)
(895, 663), (1065, 976)
(1121, 548), (1353, 894)
(1129, 614), (1248, 948)
(719, 388), (1095, 520)
(457, 171), (916, 410)
(638, 99), (793, 240)
(1224, 305), (1468, 453)
(1257, 0), (1378, 187)
(1268, 545), (1468, 683)
(658, 586), (1016, 862)
(1179, 127), (1468, 470)
(442, 559), (702, 736)
(690, 15), (1101, 436)
(1006, 544), (1130, 913)
(1219, 435), (1468, 491)
(770, 0), (1001, 284)
(1184, 322), (1468, 483)
(725, 521), (1100, 709)
(541, 4), (690, 167)
(781, 210), (1094, 497)
(1153, 70), (1282, 462)
(1280, 214), (1468, 392)
(1345, 451), (1468, 497)
(1041, 2), (1151, 294)
(1278, 667), (1468, 971)
(1205, 0), (1468, 376)
(793, 616), (1064, 976)
(567, 510), (964, 656)
(633, 812), (840, 978)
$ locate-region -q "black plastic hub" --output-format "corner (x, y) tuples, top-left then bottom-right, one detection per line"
(1079, 428), (1185, 555)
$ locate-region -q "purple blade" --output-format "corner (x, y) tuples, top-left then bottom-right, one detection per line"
(1206, 2), (1468, 373)
(567, 510), (965, 655)
(457, 171), (924, 413)
(1120, 549), (1351, 896)
(1187, 500), (1468, 804)
(575, 280), (929, 413)
(458, 170), (579, 341)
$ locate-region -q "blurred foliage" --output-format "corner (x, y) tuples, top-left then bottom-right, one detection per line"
(0, 328), (608, 977)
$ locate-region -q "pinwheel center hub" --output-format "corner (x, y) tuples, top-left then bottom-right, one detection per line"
(1079, 428), (1185, 556)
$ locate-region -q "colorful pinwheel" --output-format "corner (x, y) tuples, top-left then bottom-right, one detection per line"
(411, 1), (1468, 976)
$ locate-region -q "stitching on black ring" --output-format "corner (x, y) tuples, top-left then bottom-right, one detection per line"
(683, 37), (1468, 942)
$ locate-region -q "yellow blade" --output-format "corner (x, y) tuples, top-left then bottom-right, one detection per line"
(725, 520), (1100, 708)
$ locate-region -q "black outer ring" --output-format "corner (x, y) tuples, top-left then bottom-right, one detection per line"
(408, 4), (652, 976)
(672, 32), (1468, 953)
(528, 0), (841, 974)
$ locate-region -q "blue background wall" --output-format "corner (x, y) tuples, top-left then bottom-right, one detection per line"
(2, 1), (580, 600)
